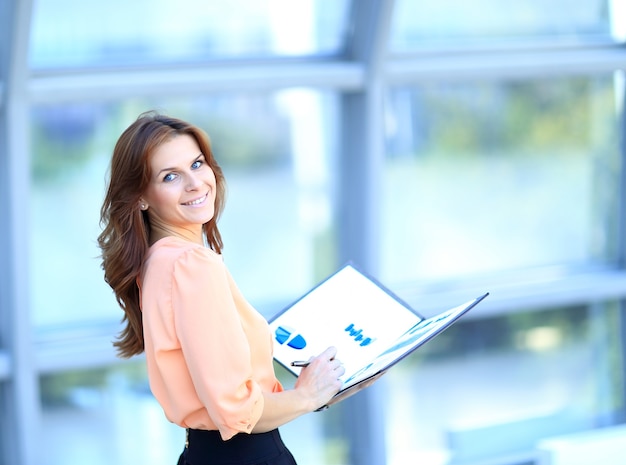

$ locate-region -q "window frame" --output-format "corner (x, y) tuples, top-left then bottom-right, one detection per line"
(2, 0), (626, 464)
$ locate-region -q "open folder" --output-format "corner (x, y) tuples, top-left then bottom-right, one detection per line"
(268, 263), (489, 409)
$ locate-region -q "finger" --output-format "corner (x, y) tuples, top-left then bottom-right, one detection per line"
(329, 358), (343, 370)
(322, 346), (338, 360)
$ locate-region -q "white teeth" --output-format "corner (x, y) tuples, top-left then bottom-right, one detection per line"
(184, 195), (206, 206)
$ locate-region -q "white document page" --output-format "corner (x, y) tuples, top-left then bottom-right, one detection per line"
(269, 265), (422, 384)
(339, 299), (481, 390)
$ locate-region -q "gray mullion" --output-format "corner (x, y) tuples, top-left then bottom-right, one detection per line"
(4, 1), (40, 465)
(25, 46), (626, 106)
(619, 301), (626, 423)
(0, 350), (10, 381)
(618, 71), (626, 269)
(0, 0), (15, 461)
(338, 0), (395, 272)
(395, 269), (626, 318)
(28, 61), (364, 104)
(386, 47), (626, 83)
(338, 1), (396, 465)
(617, 68), (626, 423)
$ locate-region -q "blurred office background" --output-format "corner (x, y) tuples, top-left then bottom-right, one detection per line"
(2, 0), (626, 464)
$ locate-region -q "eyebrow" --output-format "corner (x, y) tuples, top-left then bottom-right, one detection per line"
(155, 153), (204, 177)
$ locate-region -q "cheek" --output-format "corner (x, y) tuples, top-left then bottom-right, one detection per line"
(146, 187), (175, 211)
(208, 171), (218, 193)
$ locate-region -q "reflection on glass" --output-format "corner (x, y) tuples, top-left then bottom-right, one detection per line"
(40, 362), (183, 465)
(30, 91), (337, 327)
(382, 75), (620, 283)
(390, 0), (613, 49)
(29, 0), (350, 69)
(39, 362), (346, 465)
(383, 302), (624, 464)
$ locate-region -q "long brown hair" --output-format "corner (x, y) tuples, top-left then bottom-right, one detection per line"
(98, 112), (226, 358)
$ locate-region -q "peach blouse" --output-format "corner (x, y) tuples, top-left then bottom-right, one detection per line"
(139, 236), (283, 440)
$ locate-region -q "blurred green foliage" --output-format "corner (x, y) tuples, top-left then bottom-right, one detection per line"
(400, 76), (616, 159)
(40, 360), (148, 407)
(30, 98), (292, 183)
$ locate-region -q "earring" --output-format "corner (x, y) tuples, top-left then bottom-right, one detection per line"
(140, 203), (147, 210)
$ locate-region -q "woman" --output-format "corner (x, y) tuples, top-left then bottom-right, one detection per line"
(98, 112), (345, 465)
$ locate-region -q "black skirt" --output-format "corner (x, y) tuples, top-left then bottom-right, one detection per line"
(177, 428), (297, 465)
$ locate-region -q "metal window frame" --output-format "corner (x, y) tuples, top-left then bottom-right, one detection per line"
(2, 0), (626, 464)
(617, 68), (626, 424)
(1, 1), (39, 465)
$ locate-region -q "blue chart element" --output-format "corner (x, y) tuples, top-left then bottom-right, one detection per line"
(345, 323), (374, 347)
(275, 326), (307, 349)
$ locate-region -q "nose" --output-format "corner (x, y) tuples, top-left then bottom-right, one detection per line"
(185, 172), (202, 190)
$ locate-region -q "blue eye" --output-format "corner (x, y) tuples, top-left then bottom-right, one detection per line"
(191, 160), (203, 170)
(163, 173), (176, 182)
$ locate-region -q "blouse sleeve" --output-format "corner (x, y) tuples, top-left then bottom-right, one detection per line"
(171, 247), (264, 440)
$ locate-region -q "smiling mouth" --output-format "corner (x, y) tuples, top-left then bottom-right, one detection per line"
(182, 194), (208, 206)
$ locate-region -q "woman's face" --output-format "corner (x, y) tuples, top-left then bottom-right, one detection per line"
(140, 134), (217, 240)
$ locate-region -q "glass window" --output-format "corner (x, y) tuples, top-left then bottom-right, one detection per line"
(39, 361), (348, 465)
(40, 362), (184, 465)
(30, 90), (338, 328)
(29, 0), (350, 70)
(382, 74), (621, 283)
(390, 0), (614, 51)
(384, 301), (624, 464)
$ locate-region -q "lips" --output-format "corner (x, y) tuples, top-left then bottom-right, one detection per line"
(182, 193), (208, 206)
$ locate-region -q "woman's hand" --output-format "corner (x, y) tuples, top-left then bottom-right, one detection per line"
(252, 346), (346, 432)
(293, 346), (345, 411)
